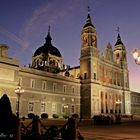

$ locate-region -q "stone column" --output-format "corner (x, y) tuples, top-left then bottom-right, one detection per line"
(103, 92), (106, 113)
(113, 94), (116, 113)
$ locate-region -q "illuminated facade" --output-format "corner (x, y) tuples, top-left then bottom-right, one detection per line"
(0, 11), (134, 118)
(131, 91), (140, 115)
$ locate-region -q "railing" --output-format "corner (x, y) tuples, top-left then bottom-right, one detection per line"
(19, 117), (80, 140)
(20, 119), (62, 140)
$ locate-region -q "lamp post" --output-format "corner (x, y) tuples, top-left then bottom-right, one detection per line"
(15, 83), (24, 118)
(133, 49), (140, 64)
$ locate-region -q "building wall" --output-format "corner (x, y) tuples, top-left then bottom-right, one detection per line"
(0, 46), (80, 118)
(0, 44), (136, 119)
(18, 67), (81, 118)
(131, 91), (140, 115)
(79, 20), (131, 118)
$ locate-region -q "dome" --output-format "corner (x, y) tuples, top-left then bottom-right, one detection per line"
(34, 44), (61, 57)
(33, 29), (61, 58)
(31, 27), (63, 73)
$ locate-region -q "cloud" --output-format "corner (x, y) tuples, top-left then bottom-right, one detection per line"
(18, 0), (97, 64)
(0, 25), (30, 50)
(20, 0), (87, 40)
(19, 1), (73, 59)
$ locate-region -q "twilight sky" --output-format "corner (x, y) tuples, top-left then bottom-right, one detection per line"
(0, 0), (140, 92)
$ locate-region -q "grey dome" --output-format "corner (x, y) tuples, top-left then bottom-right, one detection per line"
(33, 30), (61, 58)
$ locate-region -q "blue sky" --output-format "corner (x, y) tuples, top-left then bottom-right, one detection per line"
(0, 0), (140, 92)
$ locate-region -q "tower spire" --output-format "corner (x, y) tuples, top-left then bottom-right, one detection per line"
(45, 25), (52, 45)
(83, 6), (94, 28)
(116, 26), (120, 34)
(115, 27), (123, 46)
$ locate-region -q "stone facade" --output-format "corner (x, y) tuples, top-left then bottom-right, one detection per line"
(79, 12), (131, 118)
(131, 91), (140, 115)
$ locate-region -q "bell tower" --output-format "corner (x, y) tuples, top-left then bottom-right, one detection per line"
(80, 7), (99, 80)
(114, 28), (127, 68)
(80, 8), (99, 119)
(113, 28), (130, 115)
(81, 11), (97, 48)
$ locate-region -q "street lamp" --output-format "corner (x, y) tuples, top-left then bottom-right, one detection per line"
(15, 83), (24, 118)
(133, 49), (140, 64)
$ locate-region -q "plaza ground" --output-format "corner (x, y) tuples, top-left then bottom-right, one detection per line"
(21, 115), (140, 140)
(79, 116), (140, 140)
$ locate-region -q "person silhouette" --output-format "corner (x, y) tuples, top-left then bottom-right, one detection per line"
(0, 94), (18, 140)
(61, 117), (76, 140)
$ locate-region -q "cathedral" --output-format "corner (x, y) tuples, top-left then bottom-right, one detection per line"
(0, 10), (133, 119)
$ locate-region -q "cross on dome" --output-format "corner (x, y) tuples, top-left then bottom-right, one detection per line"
(116, 27), (120, 34)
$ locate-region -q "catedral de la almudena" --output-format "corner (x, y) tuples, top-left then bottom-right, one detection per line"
(0, 11), (140, 119)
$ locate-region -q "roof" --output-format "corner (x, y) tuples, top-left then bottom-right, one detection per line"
(33, 29), (61, 57)
(83, 13), (95, 28)
(114, 33), (126, 51)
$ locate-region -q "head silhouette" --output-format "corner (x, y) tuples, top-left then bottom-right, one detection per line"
(0, 94), (12, 115)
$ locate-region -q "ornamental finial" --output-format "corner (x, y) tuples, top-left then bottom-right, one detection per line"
(48, 25), (51, 33)
(88, 6), (91, 14)
(116, 26), (120, 34)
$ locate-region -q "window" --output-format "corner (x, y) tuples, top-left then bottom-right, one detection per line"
(42, 81), (46, 90)
(62, 104), (65, 113)
(71, 105), (75, 114)
(41, 102), (46, 113)
(62, 104), (68, 113)
(31, 79), (35, 88)
(53, 83), (57, 92)
(52, 103), (57, 113)
(84, 73), (87, 79)
(63, 85), (66, 93)
(18, 77), (22, 85)
(94, 73), (96, 80)
(72, 87), (75, 94)
(28, 102), (34, 112)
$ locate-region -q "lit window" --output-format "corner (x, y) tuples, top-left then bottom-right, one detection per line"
(62, 104), (65, 113)
(41, 102), (46, 113)
(62, 104), (68, 113)
(52, 103), (57, 113)
(28, 102), (34, 112)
